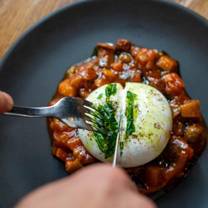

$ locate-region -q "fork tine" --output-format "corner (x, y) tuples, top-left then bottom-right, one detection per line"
(83, 100), (96, 112)
(84, 112), (95, 120)
(84, 112), (106, 131)
(83, 100), (94, 108)
(83, 105), (97, 115)
(83, 104), (102, 120)
(85, 120), (98, 131)
(83, 106), (95, 114)
(84, 107), (102, 119)
(84, 112), (103, 127)
(85, 120), (106, 134)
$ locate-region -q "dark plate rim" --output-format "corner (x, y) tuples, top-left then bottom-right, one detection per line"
(0, 0), (208, 71)
(0, 0), (208, 205)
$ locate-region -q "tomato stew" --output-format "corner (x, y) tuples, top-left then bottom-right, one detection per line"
(48, 39), (207, 195)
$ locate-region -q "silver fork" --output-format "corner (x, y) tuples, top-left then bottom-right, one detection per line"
(2, 97), (98, 131)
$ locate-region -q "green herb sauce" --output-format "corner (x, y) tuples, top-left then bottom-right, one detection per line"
(105, 83), (117, 102)
(125, 91), (137, 137)
(92, 84), (119, 158)
(97, 93), (103, 99)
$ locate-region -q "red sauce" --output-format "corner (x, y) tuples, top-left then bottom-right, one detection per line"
(48, 39), (207, 195)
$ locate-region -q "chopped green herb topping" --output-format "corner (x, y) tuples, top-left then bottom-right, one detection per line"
(92, 85), (137, 158)
(97, 93), (103, 99)
(92, 84), (118, 158)
(125, 91), (137, 137)
(105, 83), (117, 98)
(92, 102), (118, 158)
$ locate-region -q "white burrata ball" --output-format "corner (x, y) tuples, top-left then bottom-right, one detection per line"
(78, 82), (172, 167)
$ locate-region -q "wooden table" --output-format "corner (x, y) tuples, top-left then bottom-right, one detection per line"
(0, 0), (207, 58)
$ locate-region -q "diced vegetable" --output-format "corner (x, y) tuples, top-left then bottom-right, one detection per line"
(50, 118), (72, 132)
(185, 124), (204, 143)
(65, 158), (82, 172)
(180, 100), (201, 118)
(156, 55), (178, 71)
(115, 39), (132, 52)
(96, 42), (115, 51)
(97, 44), (115, 67)
(111, 61), (123, 71)
(69, 75), (83, 88)
(130, 46), (140, 57)
(162, 73), (184, 95)
(136, 48), (159, 68)
(130, 71), (141, 82)
(79, 88), (90, 98)
(79, 66), (97, 80)
(102, 68), (118, 80)
(58, 79), (76, 96)
(53, 147), (68, 161)
(136, 49), (149, 66)
(119, 53), (132, 63)
(145, 166), (163, 187)
(67, 137), (82, 150)
(94, 77), (110, 87)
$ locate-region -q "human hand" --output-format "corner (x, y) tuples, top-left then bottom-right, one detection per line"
(0, 91), (13, 113)
(16, 164), (156, 208)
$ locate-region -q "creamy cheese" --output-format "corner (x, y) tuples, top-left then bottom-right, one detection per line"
(78, 83), (172, 167)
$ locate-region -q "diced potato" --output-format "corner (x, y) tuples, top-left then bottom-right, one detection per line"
(79, 88), (90, 98)
(130, 46), (140, 58)
(79, 66), (97, 81)
(119, 53), (132, 63)
(136, 48), (159, 67)
(97, 43), (115, 67)
(94, 78), (110, 87)
(50, 118), (71, 131)
(102, 68), (117, 80)
(130, 71), (141, 82)
(145, 166), (163, 187)
(180, 100), (201, 118)
(185, 124), (204, 143)
(58, 79), (76, 96)
(97, 42), (115, 51)
(69, 75), (83, 88)
(136, 50), (149, 65)
(156, 55), (178, 71)
(53, 147), (68, 161)
(115, 39), (132, 52)
(53, 131), (69, 147)
(111, 61), (123, 71)
(162, 73), (184, 95)
(65, 158), (82, 173)
(66, 137), (82, 150)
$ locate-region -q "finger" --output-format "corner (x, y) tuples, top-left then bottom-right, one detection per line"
(71, 164), (138, 191)
(123, 192), (157, 208)
(134, 194), (157, 208)
(0, 91), (14, 113)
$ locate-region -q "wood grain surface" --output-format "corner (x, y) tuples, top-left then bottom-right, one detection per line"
(0, 0), (207, 57)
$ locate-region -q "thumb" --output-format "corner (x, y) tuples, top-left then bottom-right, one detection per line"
(0, 91), (14, 113)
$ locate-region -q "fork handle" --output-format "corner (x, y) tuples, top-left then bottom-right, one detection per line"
(3, 106), (55, 118)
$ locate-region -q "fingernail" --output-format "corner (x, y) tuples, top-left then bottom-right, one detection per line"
(0, 91), (14, 112)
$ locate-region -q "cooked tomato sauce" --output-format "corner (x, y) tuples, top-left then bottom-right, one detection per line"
(48, 39), (207, 194)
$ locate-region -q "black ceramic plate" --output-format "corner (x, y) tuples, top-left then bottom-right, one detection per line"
(0, 0), (208, 207)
